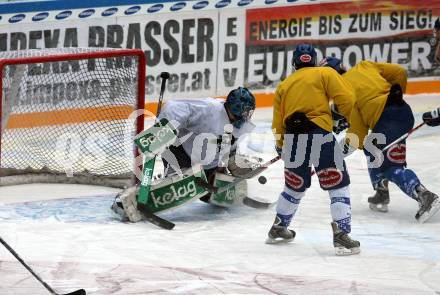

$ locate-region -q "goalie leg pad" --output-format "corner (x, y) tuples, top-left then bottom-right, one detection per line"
(119, 186), (145, 223)
(209, 172), (248, 207)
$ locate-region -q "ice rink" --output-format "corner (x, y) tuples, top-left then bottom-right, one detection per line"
(1, 94), (439, 295)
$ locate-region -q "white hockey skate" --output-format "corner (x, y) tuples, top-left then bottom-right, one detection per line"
(415, 186), (440, 223)
(368, 180), (389, 213)
(265, 217), (296, 244)
(265, 225), (296, 244)
(331, 222), (360, 256)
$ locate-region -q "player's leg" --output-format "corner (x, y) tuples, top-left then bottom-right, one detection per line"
(266, 185), (305, 244)
(373, 102), (439, 222)
(384, 167), (440, 222)
(266, 117), (313, 244)
(313, 129), (360, 255)
(367, 101), (413, 211)
(364, 149), (390, 212)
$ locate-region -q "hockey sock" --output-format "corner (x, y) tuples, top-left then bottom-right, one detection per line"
(275, 186), (305, 227)
(329, 186), (352, 233)
(384, 167), (420, 200)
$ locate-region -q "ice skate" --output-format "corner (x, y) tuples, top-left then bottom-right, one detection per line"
(415, 186), (440, 223)
(117, 186), (145, 223)
(111, 197), (128, 221)
(368, 179), (389, 212)
(331, 222), (360, 256)
(265, 217), (296, 244)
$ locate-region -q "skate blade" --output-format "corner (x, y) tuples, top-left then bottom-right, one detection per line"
(369, 203), (388, 213)
(335, 246), (360, 256)
(417, 197), (440, 223)
(265, 237), (294, 245)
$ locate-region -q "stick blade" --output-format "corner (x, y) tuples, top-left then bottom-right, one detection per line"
(61, 289), (86, 295)
(243, 196), (274, 209)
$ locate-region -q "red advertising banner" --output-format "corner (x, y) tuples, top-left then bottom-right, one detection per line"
(245, 0), (440, 90)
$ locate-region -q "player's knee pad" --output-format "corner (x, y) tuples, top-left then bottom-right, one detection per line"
(329, 186), (352, 233)
(384, 167), (420, 199)
(385, 143), (407, 166)
(276, 185), (305, 224)
(284, 168), (310, 192)
(316, 167), (350, 190)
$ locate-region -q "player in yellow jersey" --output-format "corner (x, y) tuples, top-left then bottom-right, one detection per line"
(321, 57), (440, 223)
(266, 44), (360, 256)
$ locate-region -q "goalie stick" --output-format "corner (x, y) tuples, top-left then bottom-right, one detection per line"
(0, 237), (86, 295)
(136, 204), (175, 230)
(242, 196), (275, 209)
(136, 72), (175, 230)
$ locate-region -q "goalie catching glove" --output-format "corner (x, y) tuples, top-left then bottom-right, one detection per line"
(423, 108), (440, 127)
(227, 154), (263, 177)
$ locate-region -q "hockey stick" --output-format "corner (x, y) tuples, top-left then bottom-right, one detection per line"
(381, 121), (427, 152)
(136, 72), (175, 230)
(196, 155), (281, 194)
(138, 71), (170, 203)
(242, 196), (275, 209)
(0, 237), (86, 295)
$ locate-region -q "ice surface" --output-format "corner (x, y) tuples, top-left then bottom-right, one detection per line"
(0, 95), (439, 294)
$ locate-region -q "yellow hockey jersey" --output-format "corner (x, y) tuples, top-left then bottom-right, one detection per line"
(272, 66), (354, 148)
(344, 61), (407, 149)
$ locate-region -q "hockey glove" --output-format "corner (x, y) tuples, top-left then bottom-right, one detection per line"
(423, 108), (440, 127)
(228, 154), (254, 177)
(331, 104), (350, 134)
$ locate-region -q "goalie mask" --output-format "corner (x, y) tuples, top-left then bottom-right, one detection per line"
(225, 87), (256, 128)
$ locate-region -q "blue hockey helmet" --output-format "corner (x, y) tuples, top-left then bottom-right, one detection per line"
(319, 56), (347, 74)
(225, 87), (256, 128)
(292, 43), (317, 70)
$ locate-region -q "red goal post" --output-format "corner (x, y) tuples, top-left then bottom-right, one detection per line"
(0, 48), (146, 188)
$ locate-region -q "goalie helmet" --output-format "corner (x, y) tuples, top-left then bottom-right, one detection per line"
(225, 87), (256, 128)
(292, 43), (317, 70)
(319, 56), (347, 74)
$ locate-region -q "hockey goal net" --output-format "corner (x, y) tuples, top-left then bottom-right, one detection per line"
(0, 48), (145, 188)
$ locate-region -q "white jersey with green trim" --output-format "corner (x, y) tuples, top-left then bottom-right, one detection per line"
(158, 97), (255, 169)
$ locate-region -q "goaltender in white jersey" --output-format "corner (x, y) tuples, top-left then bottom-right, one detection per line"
(112, 87), (258, 222)
(158, 93), (256, 177)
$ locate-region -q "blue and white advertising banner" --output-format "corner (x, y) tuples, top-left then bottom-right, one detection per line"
(1, 0), (439, 101)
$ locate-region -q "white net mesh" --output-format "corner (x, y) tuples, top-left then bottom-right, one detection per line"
(0, 48), (144, 187)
